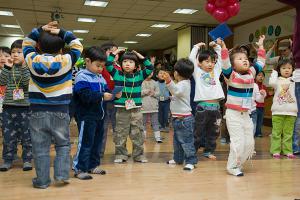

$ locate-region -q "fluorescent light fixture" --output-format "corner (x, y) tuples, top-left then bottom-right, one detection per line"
(0, 11), (13, 16)
(124, 41), (138, 44)
(84, 0), (108, 7)
(151, 24), (170, 28)
(73, 30), (89, 33)
(173, 9), (198, 14)
(1, 24), (21, 28)
(77, 17), (96, 23)
(136, 33), (152, 37)
(8, 34), (23, 37)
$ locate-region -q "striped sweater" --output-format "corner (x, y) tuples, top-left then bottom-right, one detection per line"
(23, 27), (83, 112)
(106, 54), (153, 107)
(221, 48), (266, 111)
(0, 64), (30, 107)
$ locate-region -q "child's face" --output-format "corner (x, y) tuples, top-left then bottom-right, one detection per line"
(256, 72), (265, 83)
(157, 70), (165, 80)
(11, 48), (24, 65)
(86, 58), (105, 74)
(122, 59), (136, 73)
(199, 56), (214, 73)
(232, 52), (250, 73)
(0, 51), (11, 68)
(280, 63), (293, 78)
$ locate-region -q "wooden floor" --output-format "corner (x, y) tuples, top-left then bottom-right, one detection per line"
(0, 123), (300, 200)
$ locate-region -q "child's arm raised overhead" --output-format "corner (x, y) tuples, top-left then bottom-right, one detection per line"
(132, 50), (153, 80)
(252, 35), (266, 75)
(212, 39), (222, 74)
(269, 70), (279, 89)
(220, 40), (233, 79)
(189, 42), (206, 65)
(265, 39), (279, 65)
(0, 57), (13, 86)
(106, 49), (123, 78)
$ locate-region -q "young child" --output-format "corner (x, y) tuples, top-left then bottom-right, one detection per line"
(189, 40), (223, 160)
(72, 46), (120, 180)
(0, 47), (11, 118)
(162, 58), (197, 170)
(141, 72), (162, 143)
(220, 35), (266, 176)
(106, 49), (153, 163)
(0, 40), (32, 172)
(255, 71), (268, 137)
(22, 21), (83, 188)
(157, 69), (170, 132)
(269, 59), (297, 159)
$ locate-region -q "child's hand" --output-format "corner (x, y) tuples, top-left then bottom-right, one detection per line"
(115, 92), (122, 99)
(49, 28), (60, 35)
(259, 89), (267, 97)
(150, 56), (156, 65)
(112, 48), (124, 56)
(256, 35), (265, 49)
(132, 50), (145, 60)
(161, 71), (171, 83)
(149, 90), (155, 96)
(104, 92), (113, 101)
(5, 58), (13, 68)
(42, 21), (58, 31)
(219, 39), (226, 49)
(195, 42), (206, 48)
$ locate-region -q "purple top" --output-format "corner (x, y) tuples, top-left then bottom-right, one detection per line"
(278, 0), (300, 68)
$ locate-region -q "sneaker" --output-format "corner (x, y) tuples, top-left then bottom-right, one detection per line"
(166, 159), (176, 165)
(155, 137), (163, 143)
(286, 154), (296, 159)
(257, 134), (263, 138)
(135, 158), (148, 163)
(272, 153), (281, 159)
(0, 162), (12, 172)
(227, 168), (244, 177)
(203, 153), (217, 160)
(23, 162), (33, 171)
(183, 164), (195, 170)
(293, 151), (300, 155)
(220, 138), (227, 144)
(114, 159), (127, 163)
(54, 178), (70, 185)
(88, 167), (106, 175)
(32, 178), (51, 189)
(75, 172), (93, 180)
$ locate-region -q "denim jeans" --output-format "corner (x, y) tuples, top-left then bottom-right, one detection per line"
(172, 116), (197, 165)
(30, 111), (70, 186)
(73, 117), (104, 172)
(101, 102), (116, 156)
(250, 109), (257, 136)
(255, 107), (264, 136)
(158, 100), (170, 128)
(293, 82), (300, 152)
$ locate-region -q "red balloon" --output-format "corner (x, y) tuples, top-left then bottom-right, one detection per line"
(215, 0), (228, 8)
(207, 0), (216, 3)
(227, 2), (240, 17)
(205, 3), (216, 14)
(213, 8), (230, 22)
(227, 0), (238, 4)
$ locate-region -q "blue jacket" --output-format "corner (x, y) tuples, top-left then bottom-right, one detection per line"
(73, 69), (108, 120)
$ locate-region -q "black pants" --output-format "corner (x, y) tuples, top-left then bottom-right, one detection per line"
(194, 105), (221, 154)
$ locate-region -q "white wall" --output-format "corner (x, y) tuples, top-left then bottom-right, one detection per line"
(177, 27), (191, 59)
(0, 36), (24, 48)
(234, 9), (296, 45)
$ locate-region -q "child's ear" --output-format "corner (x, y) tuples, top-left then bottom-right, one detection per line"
(85, 58), (91, 64)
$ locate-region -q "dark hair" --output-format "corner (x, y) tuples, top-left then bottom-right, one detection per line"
(100, 41), (117, 52)
(229, 48), (248, 66)
(197, 50), (212, 63)
(0, 46), (11, 54)
(256, 71), (265, 77)
(83, 46), (106, 62)
(276, 59), (295, 77)
(38, 31), (64, 54)
(174, 58), (194, 79)
(11, 39), (23, 50)
(121, 52), (138, 65)
(239, 45), (250, 56)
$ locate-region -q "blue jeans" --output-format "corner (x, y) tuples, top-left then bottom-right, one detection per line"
(172, 116), (197, 165)
(293, 82), (300, 152)
(30, 111), (70, 187)
(73, 117), (104, 172)
(158, 100), (170, 128)
(250, 109), (257, 136)
(101, 102), (116, 155)
(255, 107), (264, 136)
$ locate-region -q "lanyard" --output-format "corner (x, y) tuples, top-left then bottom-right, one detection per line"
(12, 66), (23, 90)
(124, 74), (135, 99)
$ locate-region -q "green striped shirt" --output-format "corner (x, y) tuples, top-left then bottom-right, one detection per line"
(106, 54), (153, 107)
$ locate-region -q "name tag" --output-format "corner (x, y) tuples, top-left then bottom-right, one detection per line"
(13, 89), (24, 101)
(125, 99), (136, 110)
(160, 96), (165, 101)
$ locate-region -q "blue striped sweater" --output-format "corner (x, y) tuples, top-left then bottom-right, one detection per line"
(22, 27), (83, 112)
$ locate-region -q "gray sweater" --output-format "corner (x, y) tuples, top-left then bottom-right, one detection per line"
(166, 79), (192, 117)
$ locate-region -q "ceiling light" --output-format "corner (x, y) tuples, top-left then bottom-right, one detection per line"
(136, 33), (152, 37)
(124, 41), (138, 44)
(173, 9), (198, 14)
(151, 24), (170, 28)
(8, 34), (23, 37)
(1, 24), (21, 28)
(84, 0), (108, 7)
(77, 17), (96, 23)
(73, 30), (89, 33)
(0, 11), (13, 16)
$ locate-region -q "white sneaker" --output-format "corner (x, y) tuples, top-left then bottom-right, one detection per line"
(114, 159), (126, 163)
(183, 164), (195, 170)
(166, 159), (176, 165)
(227, 168), (244, 176)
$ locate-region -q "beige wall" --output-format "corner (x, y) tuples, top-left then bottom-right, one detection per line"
(177, 27), (191, 59)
